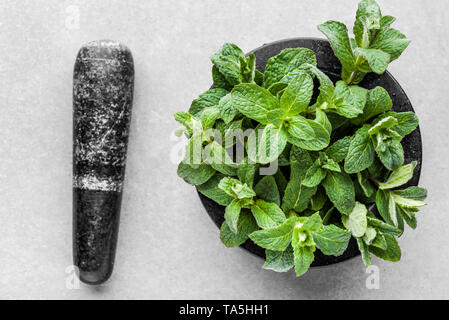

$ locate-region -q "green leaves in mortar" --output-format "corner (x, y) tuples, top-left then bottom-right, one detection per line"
(174, 0), (426, 277)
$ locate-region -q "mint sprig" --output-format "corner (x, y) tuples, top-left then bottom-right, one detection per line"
(174, 0), (426, 277)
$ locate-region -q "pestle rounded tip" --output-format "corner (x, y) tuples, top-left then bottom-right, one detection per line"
(79, 267), (114, 285)
(76, 39), (134, 64)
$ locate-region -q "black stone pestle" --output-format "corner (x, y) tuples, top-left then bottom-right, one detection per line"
(73, 40), (134, 285)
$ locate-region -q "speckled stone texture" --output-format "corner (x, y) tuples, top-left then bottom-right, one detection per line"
(199, 38), (422, 267)
(73, 40), (134, 284)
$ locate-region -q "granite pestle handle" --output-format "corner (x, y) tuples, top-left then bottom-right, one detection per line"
(73, 40), (134, 284)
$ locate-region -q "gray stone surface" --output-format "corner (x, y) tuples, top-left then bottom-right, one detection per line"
(0, 0), (447, 299)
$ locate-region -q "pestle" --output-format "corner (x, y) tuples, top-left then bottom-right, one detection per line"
(72, 40), (134, 284)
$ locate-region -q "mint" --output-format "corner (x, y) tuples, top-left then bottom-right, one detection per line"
(249, 217), (296, 251)
(175, 0), (426, 278)
(344, 125), (375, 174)
(263, 246), (294, 272)
(263, 48), (317, 89)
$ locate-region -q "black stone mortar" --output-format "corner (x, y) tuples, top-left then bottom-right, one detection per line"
(198, 38), (422, 267)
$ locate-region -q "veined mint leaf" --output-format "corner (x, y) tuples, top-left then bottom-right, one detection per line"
(279, 72), (313, 116)
(263, 246), (294, 272)
(268, 82), (288, 97)
(325, 136), (351, 162)
(370, 231), (387, 250)
(263, 48), (317, 89)
(301, 212), (323, 232)
(318, 21), (356, 72)
(174, 112), (203, 136)
(342, 202), (368, 237)
(204, 141), (237, 176)
(310, 187), (327, 211)
(357, 171), (376, 197)
(249, 216), (296, 251)
(251, 199), (286, 229)
(218, 93), (239, 124)
(303, 159), (327, 188)
(177, 162), (215, 186)
(367, 216), (402, 236)
(189, 88), (228, 116)
(218, 177), (255, 199)
(322, 170), (355, 214)
(248, 124), (288, 164)
(394, 186), (427, 201)
(199, 105), (221, 130)
(333, 81), (368, 118)
(363, 227), (377, 245)
(287, 119), (330, 151)
(315, 109), (332, 135)
(230, 84), (279, 124)
(220, 209), (258, 248)
(376, 189), (398, 226)
(212, 65), (232, 91)
(211, 53), (243, 86)
(369, 234), (401, 262)
(237, 160), (257, 188)
(368, 115), (398, 135)
(391, 193), (426, 208)
(354, 48), (390, 74)
(197, 173), (233, 206)
(293, 245), (315, 277)
(282, 147), (317, 213)
(374, 112), (419, 137)
(371, 28), (410, 62)
(379, 161), (417, 190)
(357, 237), (371, 267)
(275, 168), (288, 199)
(312, 224), (351, 256)
(255, 176), (281, 205)
(302, 64), (335, 105)
(225, 199), (243, 233)
(286, 115), (315, 140)
(351, 86), (392, 125)
(344, 125), (375, 174)
(373, 137), (404, 171)
(255, 69), (264, 86)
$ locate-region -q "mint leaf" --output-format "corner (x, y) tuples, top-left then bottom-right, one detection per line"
(177, 162), (215, 186)
(197, 173), (233, 206)
(318, 21), (356, 72)
(220, 209), (258, 247)
(310, 187), (327, 211)
(218, 93), (239, 124)
(394, 186), (427, 201)
(342, 202), (368, 237)
(351, 86), (392, 125)
(354, 48), (390, 74)
(293, 245), (315, 277)
(370, 232), (387, 250)
(287, 118), (330, 151)
(325, 136), (351, 162)
(368, 115), (398, 135)
(302, 64), (335, 105)
(344, 125), (375, 174)
(212, 65), (232, 91)
(254, 176), (281, 205)
(225, 199), (243, 233)
(204, 141), (237, 176)
(263, 246), (294, 272)
(371, 28), (410, 62)
(303, 159), (327, 188)
(396, 205), (417, 229)
(279, 72), (313, 116)
(263, 48), (317, 89)
(333, 81), (368, 118)
(379, 161), (417, 190)
(391, 193), (426, 208)
(374, 112), (419, 137)
(369, 234), (401, 262)
(248, 124), (288, 164)
(189, 88), (228, 116)
(357, 237), (371, 267)
(322, 170), (355, 214)
(373, 137), (404, 171)
(282, 147), (317, 213)
(210, 44), (244, 85)
(286, 115), (315, 141)
(237, 160), (257, 188)
(312, 224), (351, 256)
(367, 216), (402, 236)
(376, 189), (398, 226)
(218, 177), (255, 199)
(357, 171), (376, 197)
(230, 84), (279, 124)
(249, 217), (296, 251)
(251, 199), (286, 229)
(315, 109), (332, 135)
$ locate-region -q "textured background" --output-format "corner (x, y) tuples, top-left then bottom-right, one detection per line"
(0, 0), (447, 299)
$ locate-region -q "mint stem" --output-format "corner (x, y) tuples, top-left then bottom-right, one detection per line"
(369, 177), (380, 187)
